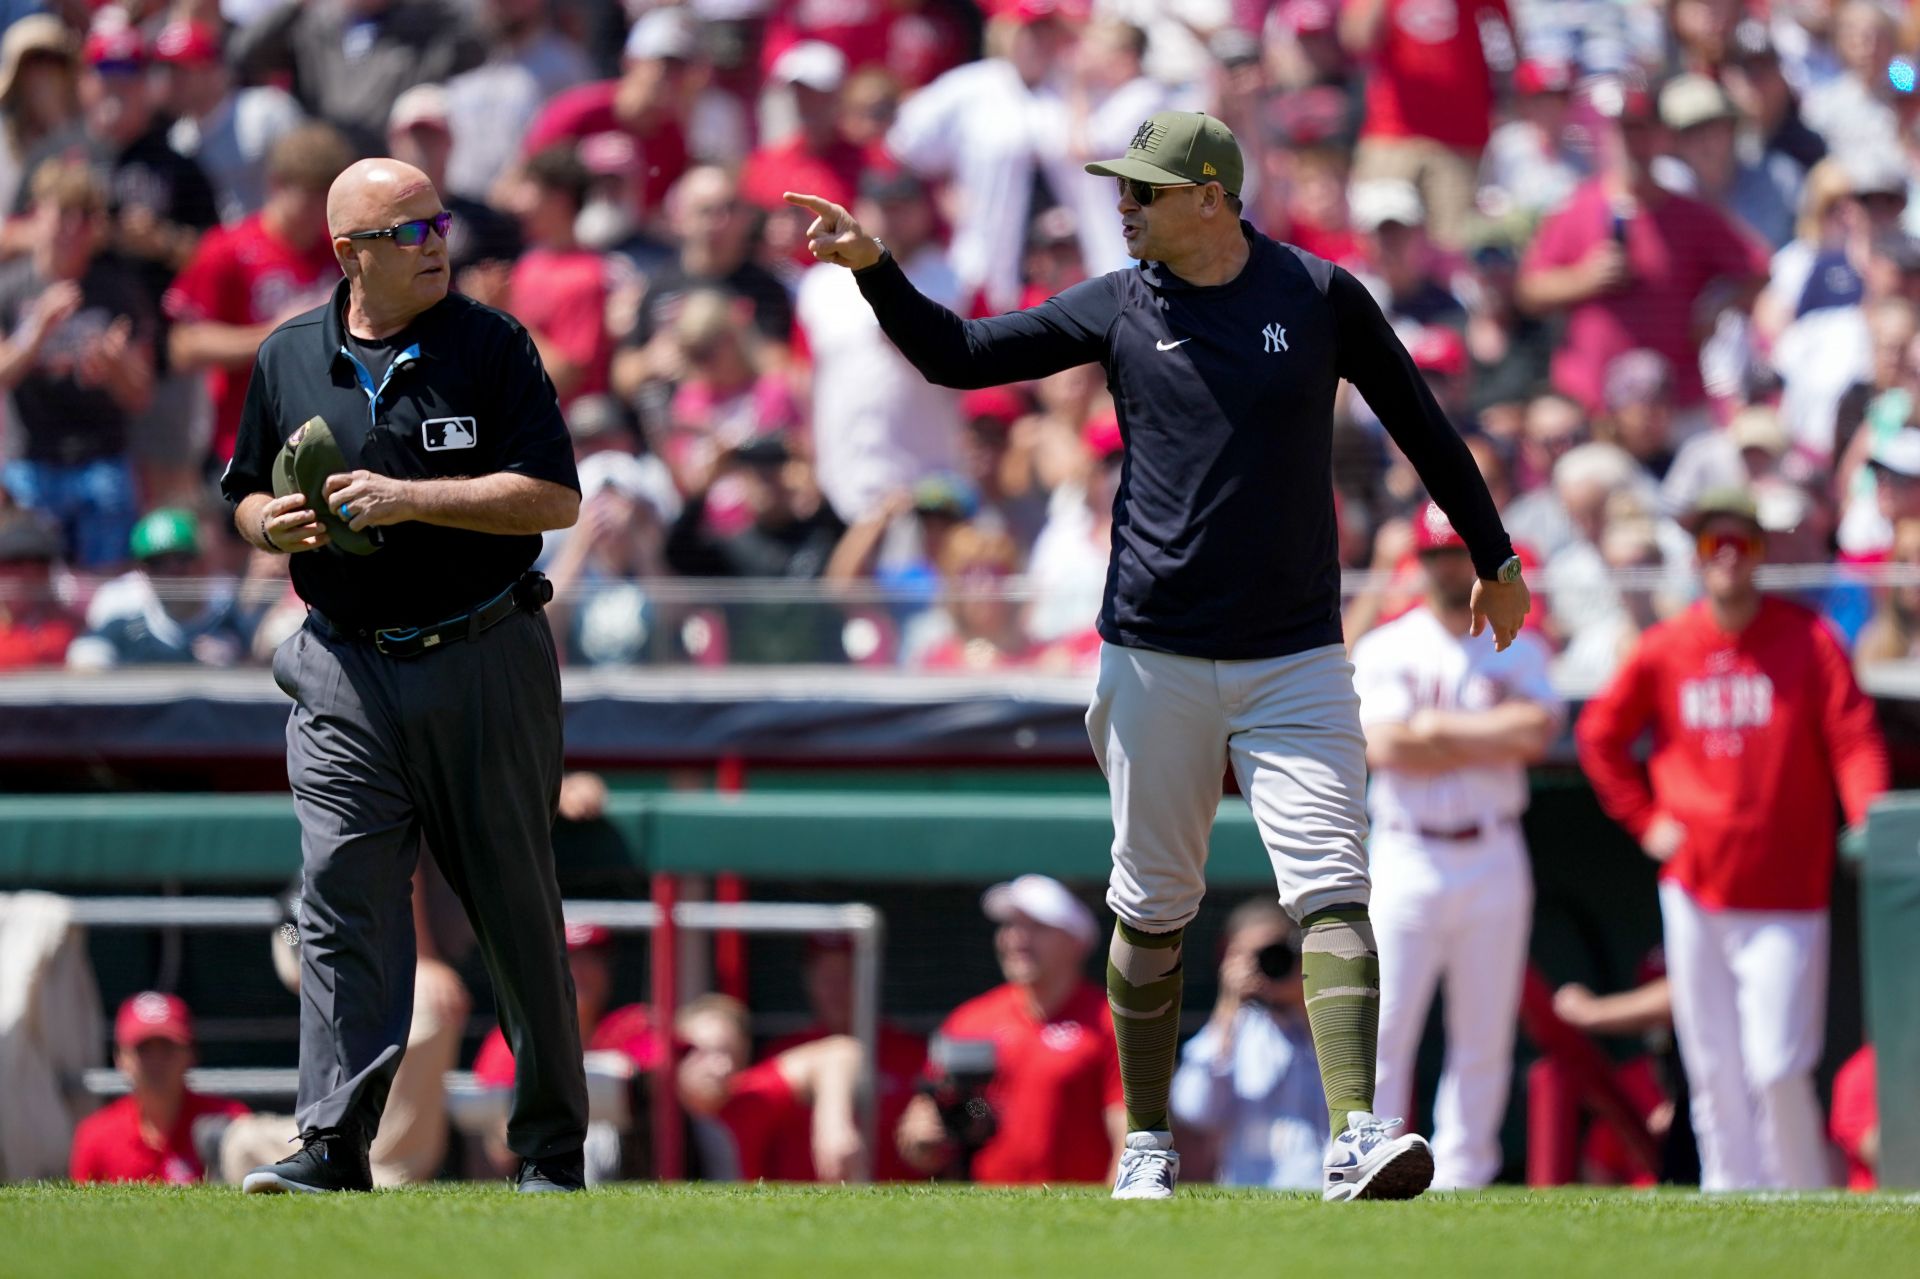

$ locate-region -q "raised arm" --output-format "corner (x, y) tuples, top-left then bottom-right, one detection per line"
(785, 192), (1111, 390)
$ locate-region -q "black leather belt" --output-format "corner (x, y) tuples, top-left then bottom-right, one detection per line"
(1416, 824), (1484, 842)
(308, 571), (552, 658)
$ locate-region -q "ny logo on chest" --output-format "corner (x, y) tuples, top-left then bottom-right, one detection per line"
(1262, 323), (1288, 353)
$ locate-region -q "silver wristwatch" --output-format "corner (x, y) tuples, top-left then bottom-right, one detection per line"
(1491, 554), (1524, 584)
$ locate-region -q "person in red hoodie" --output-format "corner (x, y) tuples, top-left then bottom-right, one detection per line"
(70, 993), (247, 1184)
(1576, 487), (1888, 1192)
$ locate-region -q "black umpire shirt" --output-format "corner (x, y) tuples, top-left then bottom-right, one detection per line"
(221, 279), (580, 631)
(855, 222), (1514, 661)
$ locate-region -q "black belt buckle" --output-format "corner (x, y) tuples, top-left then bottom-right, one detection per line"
(372, 625), (430, 658)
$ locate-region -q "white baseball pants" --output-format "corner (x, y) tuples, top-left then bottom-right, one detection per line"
(1087, 642), (1372, 930)
(1370, 822), (1532, 1189)
(1658, 881), (1831, 1190)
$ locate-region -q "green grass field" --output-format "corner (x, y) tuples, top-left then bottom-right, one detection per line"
(4, 1184), (1915, 1279)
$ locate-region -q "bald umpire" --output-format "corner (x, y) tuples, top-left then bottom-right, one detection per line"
(788, 110), (1529, 1203)
(222, 158), (589, 1194)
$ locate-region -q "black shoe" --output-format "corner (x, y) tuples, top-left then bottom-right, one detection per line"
(242, 1126), (372, 1194)
(516, 1150), (586, 1193)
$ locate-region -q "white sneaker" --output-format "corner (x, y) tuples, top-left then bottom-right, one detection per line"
(1322, 1112), (1434, 1202)
(1112, 1130), (1180, 1200)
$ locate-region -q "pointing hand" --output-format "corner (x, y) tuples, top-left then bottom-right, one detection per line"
(783, 192), (884, 270)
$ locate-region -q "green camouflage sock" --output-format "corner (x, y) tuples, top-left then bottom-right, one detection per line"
(1106, 920), (1185, 1134)
(1300, 905), (1380, 1139)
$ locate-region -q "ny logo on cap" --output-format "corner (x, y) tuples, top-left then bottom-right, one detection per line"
(1129, 120), (1160, 152)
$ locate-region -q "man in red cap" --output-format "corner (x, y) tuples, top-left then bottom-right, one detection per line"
(69, 993), (248, 1183)
(1349, 501), (1561, 1188)
(470, 922), (656, 1181)
(153, 19), (304, 225)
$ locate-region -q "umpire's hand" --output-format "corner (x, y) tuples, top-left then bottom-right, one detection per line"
(784, 192), (884, 270)
(1469, 575), (1531, 652)
(260, 492), (330, 553)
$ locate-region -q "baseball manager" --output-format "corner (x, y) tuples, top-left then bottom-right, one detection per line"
(788, 110), (1529, 1203)
(222, 157), (589, 1194)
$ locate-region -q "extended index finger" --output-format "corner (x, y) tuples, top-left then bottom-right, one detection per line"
(782, 191), (841, 219)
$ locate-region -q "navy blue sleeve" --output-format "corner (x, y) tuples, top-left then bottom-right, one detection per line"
(852, 253), (1113, 388)
(1328, 265), (1515, 579)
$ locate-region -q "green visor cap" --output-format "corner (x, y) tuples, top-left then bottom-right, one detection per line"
(271, 416), (380, 556)
(130, 508), (199, 561)
(1085, 111), (1244, 197)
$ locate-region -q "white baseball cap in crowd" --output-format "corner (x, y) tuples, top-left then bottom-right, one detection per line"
(388, 83), (450, 134)
(626, 8), (702, 63)
(1871, 427), (1920, 480)
(771, 40), (846, 93)
(1349, 178), (1425, 233)
(577, 450), (683, 525)
(1658, 73), (1738, 132)
(1841, 146), (1909, 199)
(981, 874), (1098, 947)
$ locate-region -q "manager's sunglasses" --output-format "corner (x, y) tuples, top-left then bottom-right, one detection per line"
(1116, 177), (1198, 206)
(342, 210), (454, 247)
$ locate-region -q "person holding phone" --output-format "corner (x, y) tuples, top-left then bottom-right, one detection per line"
(1169, 900), (1324, 1190)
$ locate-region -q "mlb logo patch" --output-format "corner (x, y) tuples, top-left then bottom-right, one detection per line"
(422, 417), (477, 451)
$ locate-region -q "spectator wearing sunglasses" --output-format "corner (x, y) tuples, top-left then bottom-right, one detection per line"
(1578, 486), (1888, 1192)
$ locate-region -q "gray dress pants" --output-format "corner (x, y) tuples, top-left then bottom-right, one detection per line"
(273, 606), (588, 1161)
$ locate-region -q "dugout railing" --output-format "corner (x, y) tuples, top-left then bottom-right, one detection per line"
(43, 894), (885, 1183)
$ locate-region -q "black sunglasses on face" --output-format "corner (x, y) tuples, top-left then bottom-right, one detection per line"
(1116, 177), (1198, 206)
(342, 210), (453, 247)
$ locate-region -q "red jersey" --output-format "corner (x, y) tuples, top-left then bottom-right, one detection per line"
(1352, 0), (1508, 151)
(471, 1003), (659, 1087)
(1829, 1045), (1877, 1191)
(765, 1022), (928, 1181)
(162, 214), (338, 463)
(68, 1091), (248, 1184)
(1522, 180), (1769, 414)
(508, 248), (611, 405)
(760, 0), (962, 89)
(0, 615), (76, 669)
(717, 1058), (809, 1181)
(1576, 597), (1888, 911)
(521, 83), (690, 216)
(937, 980), (1121, 1184)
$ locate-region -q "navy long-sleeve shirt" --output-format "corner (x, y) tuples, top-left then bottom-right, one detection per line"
(854, 223), (1514, 661)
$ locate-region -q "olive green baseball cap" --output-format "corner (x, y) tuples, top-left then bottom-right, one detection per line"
(1085, 111), (1243, 197)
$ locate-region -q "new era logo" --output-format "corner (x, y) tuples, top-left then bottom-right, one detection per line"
(1202, 162), (1216, 176)
(422, 417), (477, 451)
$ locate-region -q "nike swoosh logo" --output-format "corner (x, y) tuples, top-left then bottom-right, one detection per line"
(1155, 338), (1191, 351)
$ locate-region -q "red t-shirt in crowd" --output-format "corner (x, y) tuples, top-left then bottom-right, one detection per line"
(1830, 1044), (1877, 1191)
(717, 1058), (810, 1180)
(162, 213), (338, 463)
(765, 1023), (929, 1181)
(521, 83), (690, 216)
(472, 1003), (659, 1086)
(935, 980), (1121, 1184)
(1576, 597), (1888, 911)
(1352, 0), (1508, 151)
(68, 1092), (248, 1184)
(1522, 180), (1769, 414)
(0, 615), (76, 669)
(760, 0), (962, 89)
(507, 247), (611, 405)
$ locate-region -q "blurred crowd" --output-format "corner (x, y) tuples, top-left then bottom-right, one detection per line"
(5, 1), (1920, 674)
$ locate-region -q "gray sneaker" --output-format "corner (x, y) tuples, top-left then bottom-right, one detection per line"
(1322, 1112), (1433, 1202)
(1111, 1130), (1180, 1200)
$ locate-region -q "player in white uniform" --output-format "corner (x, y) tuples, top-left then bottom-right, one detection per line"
(1351, 504), (1564, 1188)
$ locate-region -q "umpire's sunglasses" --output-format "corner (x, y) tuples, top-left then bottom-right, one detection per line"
(342, 210), (453, 247)
(1116, 177), (1198, 207)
